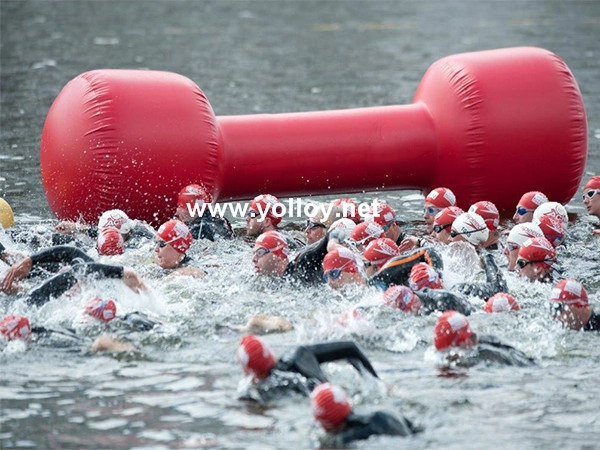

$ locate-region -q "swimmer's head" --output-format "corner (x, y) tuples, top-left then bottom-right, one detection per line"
(450, 212), (489, 246)
(533, 201), (568, 227)
(434, 311), (475, 351)
(484, 293), (520, 313)
(236, 334), (276, 380)
(363, 238), (400, 268)
(85, 297), (117, 323)
(409, 263), (442, 291)
(98, 209), (133, 236)
(332, 198), (361, 223)
(0, 197), (14, 229)
(513, 191), (548, 223)
(533, 213), (566, 248)
(468, 201), (500, 231)
(311, 383), (352, 432)
(425, 187), (457, 209)
(383, 285), (422, 314)
(156, 219), (193, 254)
(176, 184), (211, 222)
(349, 221), (384, 251)
(97, 227), (125, 256)
(0, 315), (31, 341)
(550, 279), (588, 309)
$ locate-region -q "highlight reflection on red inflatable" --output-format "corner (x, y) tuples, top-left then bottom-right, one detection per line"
(40, 47), (587, 225)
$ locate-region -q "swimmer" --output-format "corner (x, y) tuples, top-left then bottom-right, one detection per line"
(449, 211), (489, 251)
(516, 236), (556, 283)
(423, 187), (456, 233)
(483, 293), (520, 313)
(503, 222), (544, 272)
(368, 246), (443, 290)
(322, 247), (366, 289)
(433, 311), (534, 367)
(365, 202), (403, 245)
(174, 183), (233, 241)
(348, 221), (385, 253)
(246, 194), (304, 248)
(311, 383), (418, 446)
(512, 191), (548, 224)
(362, 238), (400, 277)
(0, 314), (137, 354)
(582, 175), (600, 234)
(549, 279), (599, 331)
(236, 334), (379, 403)
(468, 201), (500, 250)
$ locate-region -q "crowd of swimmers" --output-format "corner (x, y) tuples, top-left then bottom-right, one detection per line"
(1, 174), (599, 445)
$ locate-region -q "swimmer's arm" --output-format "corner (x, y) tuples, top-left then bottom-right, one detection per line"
(54, 221), (98, 238)
(308, 341), (379, 378)
(30, 245), (94, 266)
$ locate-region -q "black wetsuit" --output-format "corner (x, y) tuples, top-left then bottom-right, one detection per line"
(187, 212), (233, 241)
(28, 245), (94, 277)
(0, 242), (6, 261)
(450, 335), (534, 367)
(584, 311), (600, 331)
(240, 341), (379, 403)
(368, 247), (443, 290)
(415, 288), (475, 316)
(324, 411), (418, 446)
(283, 235), (329, 284)
(453, 253), (508, 301)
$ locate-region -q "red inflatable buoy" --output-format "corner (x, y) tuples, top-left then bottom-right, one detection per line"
(40, 47), (587, 225)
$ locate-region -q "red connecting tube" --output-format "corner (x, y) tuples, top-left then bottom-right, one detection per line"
(40, 47), (587, 225)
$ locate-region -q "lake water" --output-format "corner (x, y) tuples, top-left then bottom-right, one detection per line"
(1, 1), (599, 449)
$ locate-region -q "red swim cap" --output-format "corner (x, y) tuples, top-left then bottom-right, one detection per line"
(534, 214), (566, 248)
(584, 175), (600, 191)
(332, 198), (361, 223)
(434, 311), (474, 351)
(433, 206), (464, 227)
(311, 383), (352, 431)
(366, 202), (397, 228)
(383, 285), (421, 313)
(517, 237), (556, 269)
(425, 187), (456, 208)
(323, 247), (358, 274)
(409, 262), (443, 291)
(97, 227), (125, 256)
(0, 315), (32, 341)
(468, 201), (500, 231)
(85, 297), (117, 322)
(156, 219), (193, 254)
(249, 194), (284, 225)
(516, 191), (548, 211)
(484, 293), (520, 313)
(255, 231), (289, 259)
(550, 279), (589, 308)
(236, 334), (276, 379)
(349, 221), (385, 247)
(363, 238), (400, 266)
(178, 184), (211, 210)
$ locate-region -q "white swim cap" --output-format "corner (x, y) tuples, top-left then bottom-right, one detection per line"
(450, 212), (489, 246)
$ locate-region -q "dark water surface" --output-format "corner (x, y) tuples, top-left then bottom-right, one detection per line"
(1, 1), (599, 449)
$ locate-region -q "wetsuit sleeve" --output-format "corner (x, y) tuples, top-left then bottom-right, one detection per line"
(0, 242), (5, 259)
(453, 253), (507, 301)
(337, 412), (416, 444)
(29, 245), (94, 266)
(368, 247), (443, 289)
(475, 335), (535, 366)
(285, 235), (328, 284)
(415, 288), (475, 316)
(26, 263), (124, 306)
(306, 341), (379, 378)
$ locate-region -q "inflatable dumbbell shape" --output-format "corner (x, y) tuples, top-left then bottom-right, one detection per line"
(40, 47), (587, 225)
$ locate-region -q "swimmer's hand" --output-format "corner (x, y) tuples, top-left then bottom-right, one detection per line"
(1, 256), (32, 294)
(55, 221), (89, 235)
(122, 268), (147, 294)
(90, 335), (137, 353)
(398, 236), (419, 253)
(235, 314), (293, 334)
